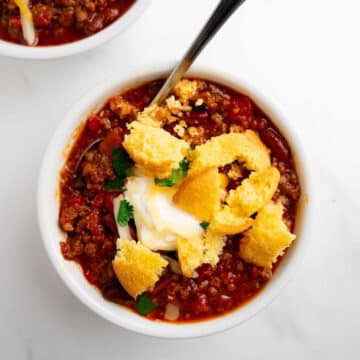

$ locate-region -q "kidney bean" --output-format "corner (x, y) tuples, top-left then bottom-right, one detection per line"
(85, 13), (105, 34)
(102, 213), (117, 235)
(186, 110), (209, 125)
(260, 128), (290, 162)
(104, 7), (120, 25)
(103, 192), (117, 213)
(103, 284), (132, 302)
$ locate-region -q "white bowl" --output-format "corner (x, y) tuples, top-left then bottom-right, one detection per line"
(37, 63), (312, 338)
(0, 0), (148, 60)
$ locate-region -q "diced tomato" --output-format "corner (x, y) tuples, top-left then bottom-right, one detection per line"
(83, 266), (99, 285)
(228, 96), (253, 124)
(250, 266), (259, 280)
(33, 5), (52, 28)
(60, 241), (70, 259)
(92, 192), (104, 209)
(8, 16), (21, 29)
(99, 128), (123, 156)
(87, 115), (102, 133)
(67, 196), (85, 206)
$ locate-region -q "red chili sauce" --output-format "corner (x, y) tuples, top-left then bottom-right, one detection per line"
(0, 0), (135, 46)
(59, 78), (300, 322)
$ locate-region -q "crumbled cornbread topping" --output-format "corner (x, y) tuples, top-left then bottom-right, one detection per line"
(226, 166), (280, 217)
(112, 77), (295, 292)
(113, 239), (168, 298)
(173, 79), (198, 103)
(173, 167), (227, 221)
(123, 121), (189, 179)
(189, 130), (270, 175)
(240, 202), (296, 268)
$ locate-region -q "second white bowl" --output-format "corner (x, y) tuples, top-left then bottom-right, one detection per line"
(0, 0), (149, 59)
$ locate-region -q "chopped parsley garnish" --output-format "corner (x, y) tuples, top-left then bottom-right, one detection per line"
(154, 159), (189, 187)
(200, 221), (209, 230)
(136, 294), (157, 315)
(105, 147), (133, 192)
(117, 199), (134, 227)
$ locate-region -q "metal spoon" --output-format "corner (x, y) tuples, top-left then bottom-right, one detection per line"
(74, 1), (247, 174)
(74, 138), (102, 174)
(151, 0), (248, 105)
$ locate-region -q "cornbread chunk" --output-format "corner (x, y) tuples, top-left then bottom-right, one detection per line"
(112, 239), (168, 298)
(227, 166), (280, 217)
(240, 203), (296, 268)
(123, 122), (189, 178)
(189, 130), (270, 174)
(137, 104), (173, 127)
(203, 230), (226, 265)
(173, 167), (227, 221)
(210, 206), (253, 235)
(177, 230), (227, 277)
(177, 236), (204, 277)
(173, 79), (198, 103)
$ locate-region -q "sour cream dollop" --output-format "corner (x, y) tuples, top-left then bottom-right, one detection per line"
(114, 177), (203, 251)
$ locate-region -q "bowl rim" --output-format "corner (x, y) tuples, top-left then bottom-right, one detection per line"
(37, 62), (313, 338)
(0, 0), (149, 60)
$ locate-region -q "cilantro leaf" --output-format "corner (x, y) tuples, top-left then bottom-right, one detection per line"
(200, 221), (209, 230)
(111, 147), (133, 179)
(104, 178), (125, 191)
(105, 148), (133, 192)
(154, 159), (189, 187)
(136, 294), (157, 315)
(117, 199), (134, 227)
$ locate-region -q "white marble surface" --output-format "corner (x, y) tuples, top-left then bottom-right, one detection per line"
(0, 0), (359, 358)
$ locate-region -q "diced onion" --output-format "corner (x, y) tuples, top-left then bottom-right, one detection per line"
(164, 303), (179, 321)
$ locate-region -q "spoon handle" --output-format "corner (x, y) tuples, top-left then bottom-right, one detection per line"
(151, 0), (248, 105)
